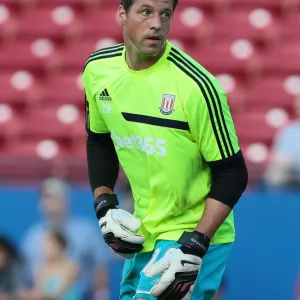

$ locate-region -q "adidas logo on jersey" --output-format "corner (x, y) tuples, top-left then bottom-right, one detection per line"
(99, 88), (112, 101)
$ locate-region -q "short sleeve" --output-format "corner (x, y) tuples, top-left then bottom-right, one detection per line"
(185, 76), (240, 163)
(83, 65), (109, 134)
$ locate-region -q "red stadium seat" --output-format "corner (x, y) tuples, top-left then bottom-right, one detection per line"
(81, 10), (123, 41)
(176, 0), (219, 10)
(70, 139), (86, 159)
(262, 43), (300, 75)
(240, 142), (270, 185)
(216, 74), (247, 112)
(0, 0), (19, 10)
(59, 37), (120, 71)
(0, 138), (69, 180)
(17, 7), (82, 42)
(72, 115), (86, 140)
(0, 106), (21, 141)
(28, 0), (101, 11)
(1, 0), (50, 11)
(223, 0), (299, 13)
(0, 72), (42, 108)
(190, 40), (262, 76)
(41, 74), (84, 107)
(21, 106), (81, 141)
(95, 0), (118, 8)
(59, 40), (99, 71)
(169, 7), (212, 44)
(280, 14), (300, 42)
(0, 41), (60, 75)
(4, 139), (63, 156)
(233, 111), (279, 146)
(0, 5), (19, 42)
(212, 10), (280, 46)
(51, 131), (87, 181)
(246, 77), (295, 113)
(227, 85), (247, 113)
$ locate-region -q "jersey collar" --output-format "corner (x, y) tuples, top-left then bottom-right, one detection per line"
(122, 40), (172, 77)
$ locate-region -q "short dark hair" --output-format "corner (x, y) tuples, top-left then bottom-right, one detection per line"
(49, 231), (68, 250)
(0, 236), (19, 261)
(121, 0), (178, 13)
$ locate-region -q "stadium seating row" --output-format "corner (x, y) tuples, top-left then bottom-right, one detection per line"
(1, 0), (299, 182)
(1, 72), (299, 113)
(1, 5), (300, 44)
(3, 0), (300, 12)
(0, 101), (290, 143)
(0, 108), (286, 185)
(0, 136), (271, 184)
(0, 38), (300, 78)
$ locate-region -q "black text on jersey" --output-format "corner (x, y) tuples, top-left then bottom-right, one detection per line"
(99, 88), (112, 101)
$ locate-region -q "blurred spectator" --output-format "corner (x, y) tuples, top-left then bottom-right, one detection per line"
(265, 97), (300, 187)
(35, 231), (80, 300)
(21, 177), (109, 300)
(0, 236), (21, 300)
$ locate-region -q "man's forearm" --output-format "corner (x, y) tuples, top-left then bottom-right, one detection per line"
(195, 198), (232, 239)
(86, 132), (119, 194)
(196, 153), (248, 239)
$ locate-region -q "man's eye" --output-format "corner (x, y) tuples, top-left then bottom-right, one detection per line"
(161, 12), (171, 18)
(141, 9), (150, 16)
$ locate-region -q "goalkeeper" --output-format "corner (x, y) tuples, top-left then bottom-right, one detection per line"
(83, 0), (248, 299)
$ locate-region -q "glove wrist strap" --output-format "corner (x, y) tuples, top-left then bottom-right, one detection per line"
(178, 231), (210, 258)
(94, 193), (119, 219)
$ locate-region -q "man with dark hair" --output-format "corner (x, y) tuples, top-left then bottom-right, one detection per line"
(83, 0), (248, 299)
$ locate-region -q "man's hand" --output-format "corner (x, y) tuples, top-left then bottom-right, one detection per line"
(145, 231), (210, 300)
(99, 208), (145, 258)
(95, 193), (145, 259)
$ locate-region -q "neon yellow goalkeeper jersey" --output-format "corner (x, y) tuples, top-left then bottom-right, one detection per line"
(83, 41), (240, 252)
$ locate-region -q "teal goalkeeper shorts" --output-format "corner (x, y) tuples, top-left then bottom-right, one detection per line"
(120, 240), (233, 300)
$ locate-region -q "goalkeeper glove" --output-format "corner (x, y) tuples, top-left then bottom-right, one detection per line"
(145, 231), (210, 300)
(94, 193), (145, 259)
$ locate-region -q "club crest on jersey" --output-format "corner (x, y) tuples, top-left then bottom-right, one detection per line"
(159, 94), (176, 115)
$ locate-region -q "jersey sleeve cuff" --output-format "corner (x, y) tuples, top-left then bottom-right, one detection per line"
(206, 149), (242, 169)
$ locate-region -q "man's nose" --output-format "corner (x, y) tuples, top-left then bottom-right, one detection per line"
(150, 14), (162, 31)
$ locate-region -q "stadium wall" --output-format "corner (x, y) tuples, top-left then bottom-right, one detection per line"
(0, 185), (299, 300)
